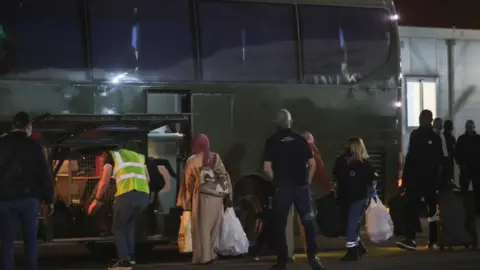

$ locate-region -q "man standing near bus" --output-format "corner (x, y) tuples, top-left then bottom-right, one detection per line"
(88, 142), (150, 270)
(397, 110), (443, 251)
(263, 109), (323, 270)
(0, 111), (54, 270)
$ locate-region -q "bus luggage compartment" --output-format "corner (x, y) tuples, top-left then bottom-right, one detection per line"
(5, 113), (190, 251)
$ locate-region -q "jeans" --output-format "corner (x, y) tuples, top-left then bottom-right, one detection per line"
(0, 197), (40, 270)
(345, 200), (366, 247)
(112, 191), (149, 261)
(273, 185), (317, 263)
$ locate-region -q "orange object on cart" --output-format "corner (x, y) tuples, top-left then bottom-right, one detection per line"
(95, 155), (104, 177)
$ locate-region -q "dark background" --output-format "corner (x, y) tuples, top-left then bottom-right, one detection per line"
(396, 0), (480, 29)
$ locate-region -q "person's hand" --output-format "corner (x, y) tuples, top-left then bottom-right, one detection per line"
(160, 186), (171, 193)
(88, 199), (103, 215)
(42, 204), (54, 217)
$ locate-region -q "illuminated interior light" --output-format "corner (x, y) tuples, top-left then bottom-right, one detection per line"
(395, 101), (402, 107)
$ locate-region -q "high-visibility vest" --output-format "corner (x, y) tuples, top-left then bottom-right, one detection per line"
(110, 149), (150, 197)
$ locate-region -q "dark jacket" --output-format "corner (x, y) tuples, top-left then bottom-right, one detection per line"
(402, 126), (444, 189)
(455, 132), (480, 176)
(0, 131), (53, 203)
(333, 153), (375, 204)
(444, 132), (456, 161)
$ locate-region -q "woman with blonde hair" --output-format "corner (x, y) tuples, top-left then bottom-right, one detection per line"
(176, 134), (232, 264)
(332, 137), (377, 261)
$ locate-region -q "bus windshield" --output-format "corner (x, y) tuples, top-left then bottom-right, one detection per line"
(300, 5), (392, 84)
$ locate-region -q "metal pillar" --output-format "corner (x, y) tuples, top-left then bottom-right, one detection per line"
(446, 38), (456, 121)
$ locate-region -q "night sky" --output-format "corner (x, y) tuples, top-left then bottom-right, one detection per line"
(395, 0), (480, 29)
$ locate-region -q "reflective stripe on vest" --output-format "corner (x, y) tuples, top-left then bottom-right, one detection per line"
(111, 149), (149, 197)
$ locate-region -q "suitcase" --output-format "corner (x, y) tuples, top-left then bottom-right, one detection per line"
(388, 193), (422, 236)
(315, 194), (343, 237)
(437, 189), (474, 249)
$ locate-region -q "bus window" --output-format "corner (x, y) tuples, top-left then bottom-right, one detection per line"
(198, 1), (298, 83)
(0, 0), (83, 76)
(89, 0), (194, 81)
(300, 6), (391, 84)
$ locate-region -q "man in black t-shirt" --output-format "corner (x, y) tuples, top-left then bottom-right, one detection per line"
(263, 109), (322, 270)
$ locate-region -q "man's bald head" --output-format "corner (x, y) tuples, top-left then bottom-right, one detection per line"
(275, 109), (292, 129)
(302, 131), (314, 143)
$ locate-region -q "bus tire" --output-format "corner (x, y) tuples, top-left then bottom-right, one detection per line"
(233, 175), (273, 247)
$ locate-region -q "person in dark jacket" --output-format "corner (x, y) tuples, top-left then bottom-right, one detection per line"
(333, 137), (376, 261)
(397, 110), (444, 251)
(455, 120), (480, 200)
(0, 112), (54, 270)
(433, 118), (451, 190)
(442, 120), (456, 188)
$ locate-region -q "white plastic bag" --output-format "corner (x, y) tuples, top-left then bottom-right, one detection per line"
(366, 196), (394, 243)
(178, 211), (192, 253)
(214, 207), (249, 256)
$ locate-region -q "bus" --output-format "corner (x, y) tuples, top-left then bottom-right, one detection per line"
(0, 0), (401, 254)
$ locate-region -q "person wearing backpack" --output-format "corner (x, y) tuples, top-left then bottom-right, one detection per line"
(0, 112), (54, 270)
(333, 137), (377, 261)
(176, 134), (233, 264)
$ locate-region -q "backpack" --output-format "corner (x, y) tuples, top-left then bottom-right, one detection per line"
(199, 153), (229, 194)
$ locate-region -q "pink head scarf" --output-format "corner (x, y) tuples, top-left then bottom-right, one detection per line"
(192, 134), (212, 168)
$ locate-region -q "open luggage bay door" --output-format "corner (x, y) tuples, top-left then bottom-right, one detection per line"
(0, 113), (190, 245)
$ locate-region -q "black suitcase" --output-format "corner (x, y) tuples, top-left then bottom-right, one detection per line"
(315, 194), (343, 238)
(388, 193), (422, 236)
(437, 189), (474, 249)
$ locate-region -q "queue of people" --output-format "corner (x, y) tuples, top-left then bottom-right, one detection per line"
(3, 108), (474, 270)
(397, 110), (479, 251)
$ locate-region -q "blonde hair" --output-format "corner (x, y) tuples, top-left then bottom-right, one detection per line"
(346, 137), (369, 162)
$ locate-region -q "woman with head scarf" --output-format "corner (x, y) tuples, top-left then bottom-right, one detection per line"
(176, 134), (232, 264)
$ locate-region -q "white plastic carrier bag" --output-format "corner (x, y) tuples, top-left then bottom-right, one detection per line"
(366, 196), (394, 243)
(214, 207), (249, 256)
(178, 211), (193, 253)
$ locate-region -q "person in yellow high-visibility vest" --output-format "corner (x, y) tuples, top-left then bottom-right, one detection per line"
(88, 143), (150, 270)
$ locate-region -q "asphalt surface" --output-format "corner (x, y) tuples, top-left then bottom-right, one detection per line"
(9, 242), (480, 270)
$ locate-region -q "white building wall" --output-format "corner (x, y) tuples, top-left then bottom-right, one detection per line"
(400, 26), (480, 138)
(399, 26), (480, 182)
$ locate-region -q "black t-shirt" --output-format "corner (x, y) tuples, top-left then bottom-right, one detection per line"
(263, 129), (313, 187)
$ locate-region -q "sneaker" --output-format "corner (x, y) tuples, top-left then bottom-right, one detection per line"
(108, 260), (132, 270)
(358, 241), (368, 256)
(252, 256), (260, 261)
(427, 242), (439, 250)
(340, 247), (360, 262)
(396, 239), (417, 251)
(128, 254), (136, 265)
(308, 257), (324, 270)
(288, 255), (295, 262)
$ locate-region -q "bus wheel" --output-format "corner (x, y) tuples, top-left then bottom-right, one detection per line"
(233, 194), (263, 247)
(86, 242), (116, 261)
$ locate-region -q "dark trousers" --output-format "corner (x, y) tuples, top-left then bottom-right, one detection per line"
(273, 185), (317, 263)
(0, 197), (40, 270)
(404, 188), (438, 242)
(459, 171), (480, 214)
(112, 191), (149, 261)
